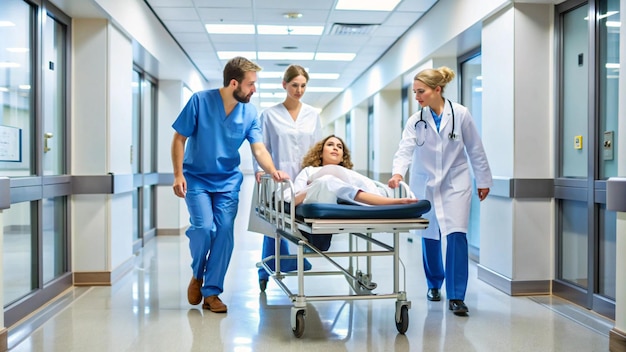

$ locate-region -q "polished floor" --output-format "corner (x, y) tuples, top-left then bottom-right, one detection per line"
(8, 176), (612, 351)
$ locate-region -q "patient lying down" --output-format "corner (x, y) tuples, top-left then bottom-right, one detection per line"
(288, 135), (418, 207)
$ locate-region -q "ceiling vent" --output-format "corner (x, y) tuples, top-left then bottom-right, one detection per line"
(329, 23), (379, 35)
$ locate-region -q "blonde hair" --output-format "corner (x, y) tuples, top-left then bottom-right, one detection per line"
(223, 56), (262, 87)
(283, 64), (309, 83)
(301, 135), (353, 169)
(414, 66), (456, 94)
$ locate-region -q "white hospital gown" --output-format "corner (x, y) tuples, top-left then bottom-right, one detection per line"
(287, 165), (389, 206)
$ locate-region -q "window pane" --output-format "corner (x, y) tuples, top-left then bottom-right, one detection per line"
(0, 0), (33, 176)
(131, 70), (140, 173)
(560, 200), (588, 288)
(42, 197), (67, 283)
(142, 80), (155, 173)
(560, 4), (589, 178)
(3, 202), (35, 305)
(143, 185), (153, 232)
(598, 0), (620, 179)
(598, 205), (616, 299)
(42, 15), (67, 175)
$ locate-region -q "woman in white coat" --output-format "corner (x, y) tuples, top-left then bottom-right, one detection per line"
(249, 64), (322, 292)
(388, 66), (492, 316)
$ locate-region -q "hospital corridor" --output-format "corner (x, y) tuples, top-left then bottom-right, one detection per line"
(1, 0), (626, 351)
(5, 176), (613, 351)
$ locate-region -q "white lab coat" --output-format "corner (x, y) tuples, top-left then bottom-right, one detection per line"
(253, 102), (323, 179)
(249, 102), (322, 235)
(391, 101), (492, 239)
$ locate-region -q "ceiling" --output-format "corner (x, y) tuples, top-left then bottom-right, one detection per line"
(144, 0), (438, 110)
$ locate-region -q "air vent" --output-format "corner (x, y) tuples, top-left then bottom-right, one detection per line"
(329, 23), (379, 35)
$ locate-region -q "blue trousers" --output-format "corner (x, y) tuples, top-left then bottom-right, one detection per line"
(258, 237), (312, 280)
(185, 189), (238, 297)
(422, 232), (468, 301)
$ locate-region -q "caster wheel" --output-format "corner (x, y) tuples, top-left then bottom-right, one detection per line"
(292, 310), (305, 338)
(395, 305), (409, 334)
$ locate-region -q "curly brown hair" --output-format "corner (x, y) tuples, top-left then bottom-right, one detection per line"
(301, 135), (353, 169)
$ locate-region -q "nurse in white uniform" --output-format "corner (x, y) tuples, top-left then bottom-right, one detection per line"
(250, 64), (322, 291)
(388, 66), (492, 316)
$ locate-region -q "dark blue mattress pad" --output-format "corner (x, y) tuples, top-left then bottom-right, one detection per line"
(294, 200), (431, 220)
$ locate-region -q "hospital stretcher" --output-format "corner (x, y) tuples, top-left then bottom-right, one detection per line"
(254, 176), (431, 338)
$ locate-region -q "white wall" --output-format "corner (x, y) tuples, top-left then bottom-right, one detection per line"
(350, 105), (369, 173)
(373, 89), (402, 180)
(614, 0), (626, 335)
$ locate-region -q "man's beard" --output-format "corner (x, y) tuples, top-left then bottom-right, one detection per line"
(233, 86), (251, 103)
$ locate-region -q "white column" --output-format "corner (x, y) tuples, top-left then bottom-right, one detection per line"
(479, 4), (553, 292)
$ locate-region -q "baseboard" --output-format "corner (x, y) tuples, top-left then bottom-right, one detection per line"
(610, 328), (626, 352)
(0, 327), (6, 352)
(477, 264), (551, 296)
(157, 227), (186, 236)
(73, 256), (134, 286)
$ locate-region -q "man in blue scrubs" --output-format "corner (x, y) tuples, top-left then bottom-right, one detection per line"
(171, 57), (288, 313)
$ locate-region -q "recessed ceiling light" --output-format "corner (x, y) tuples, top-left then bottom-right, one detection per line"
(283, 12), (303, 19)
(205, 24), (255, 34)
(0, 21), (16, 27)
(6, 48), (29, 53)
(335, 0), (401, 11)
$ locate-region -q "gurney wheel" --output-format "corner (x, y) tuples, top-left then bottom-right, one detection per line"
(395, 305), (409, 334)
(292, 310), (305, 338)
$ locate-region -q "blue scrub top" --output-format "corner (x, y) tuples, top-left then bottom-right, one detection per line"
(172, 89), (263, 192)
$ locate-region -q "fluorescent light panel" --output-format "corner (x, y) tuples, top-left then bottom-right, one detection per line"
(217, 51), (257, 60)
(310, 73), (340, 80)
(257, 25), (324, 35)
(259, 92), (287, 99)
(335, 0), (401, 11)
(259, 71), (338, 80)
(0, 62), (20, 68)
(0, 21), (16, 27)
(304, 87), (343, 92)
(257, 51), (314, 60)
(6, 48), (29, 53)
(205, 24), (255, 34)
(315, 52), (356, 61)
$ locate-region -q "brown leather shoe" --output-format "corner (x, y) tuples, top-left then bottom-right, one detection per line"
(187, 277), (202, 305)
(203, 295), (227, 313)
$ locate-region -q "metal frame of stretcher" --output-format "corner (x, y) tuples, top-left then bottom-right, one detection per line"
(255, 175), (430, 337)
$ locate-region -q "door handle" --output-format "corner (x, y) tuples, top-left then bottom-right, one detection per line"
(44, 132), (53, 153)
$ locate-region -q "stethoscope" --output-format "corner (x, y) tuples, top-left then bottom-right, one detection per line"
(414, 99), (456, 146)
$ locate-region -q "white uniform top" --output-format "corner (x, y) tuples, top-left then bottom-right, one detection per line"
(391, 101), (492, 239)
(253, 102), (322, 179)
(288, 165), (385, 206)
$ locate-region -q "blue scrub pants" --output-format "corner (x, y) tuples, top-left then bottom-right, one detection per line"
(422, 231), (468, 301)
(258, 237), (312, 280)
(185, 189), (238, 297)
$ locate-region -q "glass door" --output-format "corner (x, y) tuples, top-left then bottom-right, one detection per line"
(3, 0), (71, 327)
(554, 0), (619, 319)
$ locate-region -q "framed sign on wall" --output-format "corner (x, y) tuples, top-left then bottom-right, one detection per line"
(0, 125), (22, 162)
